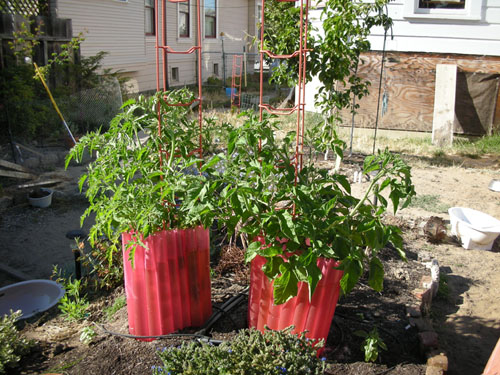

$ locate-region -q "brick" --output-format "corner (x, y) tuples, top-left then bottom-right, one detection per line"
(426, 351), (448, 372)
(414, 287), (433, 315)
(419, 331), (439, 351)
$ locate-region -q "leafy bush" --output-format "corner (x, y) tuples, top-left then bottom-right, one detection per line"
(0, 310), (33, 374)
(154, 327), (326, 375)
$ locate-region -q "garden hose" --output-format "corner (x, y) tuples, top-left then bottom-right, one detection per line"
(94, 322), (211, 341)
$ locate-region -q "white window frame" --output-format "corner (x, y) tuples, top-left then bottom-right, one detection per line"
(203, 0), (218, 40)
(145, 0), (155, 36)
(403, 0), (482, 21)
(178, 0), (192, 39)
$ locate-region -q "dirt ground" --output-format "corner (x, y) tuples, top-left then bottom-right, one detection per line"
(1, 153), (499, 374)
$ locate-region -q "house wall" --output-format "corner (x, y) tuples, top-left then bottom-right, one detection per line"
(305, 0), (500, 135)
(56, 0), (255, 93)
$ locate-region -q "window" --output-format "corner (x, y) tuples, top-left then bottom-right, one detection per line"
(172, 67), (179, 82)
(205, 0), (216, 38)
(404, 0), (481, 20)
(213, 63), (219, 76)
(145, 0), (155, 35)
(179, 0), (190, 38)
(418, 0), (465, 9)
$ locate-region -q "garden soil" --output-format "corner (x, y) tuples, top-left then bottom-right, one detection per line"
(0, 153), (499, 375)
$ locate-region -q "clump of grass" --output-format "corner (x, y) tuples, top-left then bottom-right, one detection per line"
(408, 194), (451, 214)
(454, 134), (500, 157)
(103, 296), (126, 322)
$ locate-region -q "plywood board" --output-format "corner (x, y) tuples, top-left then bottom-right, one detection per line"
(339, 52), (500, 134)
(0, 159), (30, 173)
(0, 169), (35, 179)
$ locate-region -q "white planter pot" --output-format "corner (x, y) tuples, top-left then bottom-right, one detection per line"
(28, 188), (53, 208)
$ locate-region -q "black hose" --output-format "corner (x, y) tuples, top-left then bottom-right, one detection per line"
(94, 286), (249, 342)
(94, 323), (210, 341)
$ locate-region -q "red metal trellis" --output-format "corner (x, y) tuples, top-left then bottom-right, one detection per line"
(156, 0), (204, 165)
(231, 55), (243, 108)
(259, 0), (311, 210)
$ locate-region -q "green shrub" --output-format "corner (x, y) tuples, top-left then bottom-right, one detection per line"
(0, 310), (33, 374)
(154, 327), (326, 375)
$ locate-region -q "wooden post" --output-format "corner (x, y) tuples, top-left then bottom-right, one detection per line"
(432, 64), (457, 146)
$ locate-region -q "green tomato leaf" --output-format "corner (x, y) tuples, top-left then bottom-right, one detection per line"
(368, 257), (384, 292)
(339, 257), (362, 295)
(244, 241), (261, 263)
(273, 267), (298, 305)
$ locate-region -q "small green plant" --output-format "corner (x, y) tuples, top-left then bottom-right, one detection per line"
(408, 194), (451, 214)
(354, 327), (387, 363)
(436, 273), (450, 301)
(154, 327), (326, 375)
(103, 296), (126, 322)
(57, 277), (90, 322)
(0, 310), (33, 374)
(44, 357), (84, 373)
(79, 326), (97, 345)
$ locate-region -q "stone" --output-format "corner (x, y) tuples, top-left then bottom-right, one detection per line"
(0, 196), (13, 210)
(406, 305), (422, 318)
(421, 275), (433, 289)
(409, 317), (433, 332)
(430, 262), (440, 298)
(419, 331), (439, 351)
(426, 366), (445, 375)
(427, 351), (448, 371)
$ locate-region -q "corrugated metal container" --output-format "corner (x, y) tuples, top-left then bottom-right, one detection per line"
(248, 254), (342, 346)
(122, 226), (212, 338)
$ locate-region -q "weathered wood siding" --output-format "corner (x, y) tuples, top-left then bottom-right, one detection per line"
(350, 52), (500, 135)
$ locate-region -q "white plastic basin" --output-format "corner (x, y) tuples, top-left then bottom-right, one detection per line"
(0, 280), (65, 319)
(449, 207), (500, 251)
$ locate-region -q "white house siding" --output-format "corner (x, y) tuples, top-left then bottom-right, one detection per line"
(368, 0), (500, 57)
(304, 1), (500, 135)
(57, 0), (255, 93)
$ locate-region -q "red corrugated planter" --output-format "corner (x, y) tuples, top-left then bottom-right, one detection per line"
(122, 226), (212, 339)
(248, 254), (343, 345)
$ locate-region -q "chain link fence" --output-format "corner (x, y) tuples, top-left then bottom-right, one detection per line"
(62, 77), (123, 133)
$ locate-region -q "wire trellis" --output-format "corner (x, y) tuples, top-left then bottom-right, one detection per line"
(0, 0), (49, 16)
